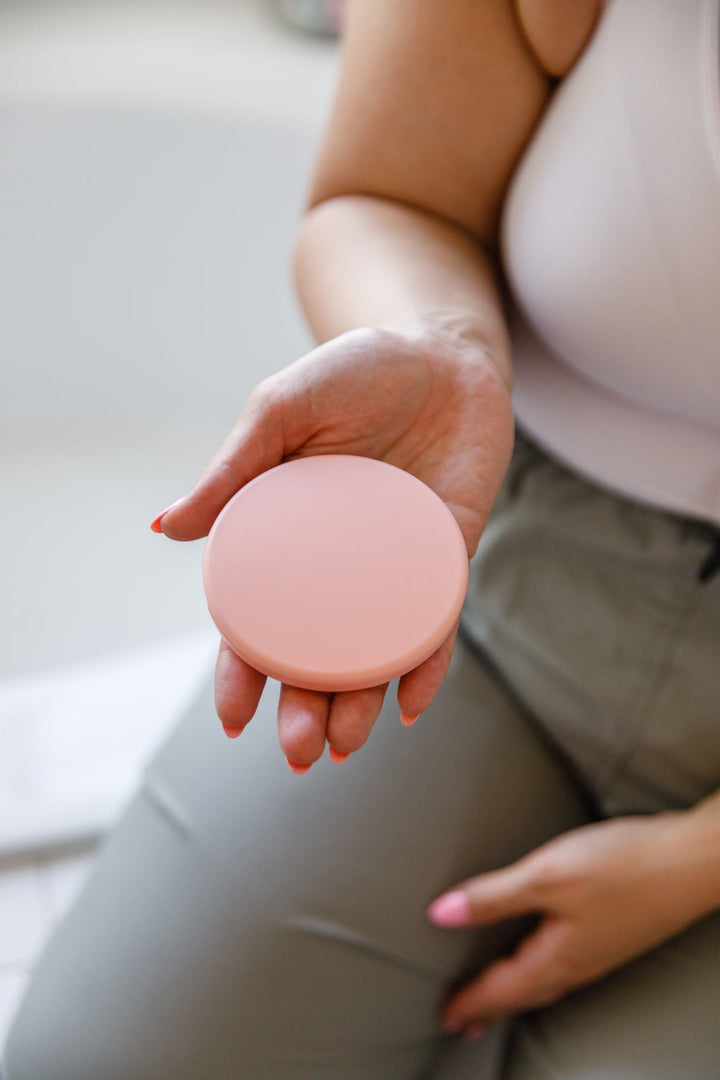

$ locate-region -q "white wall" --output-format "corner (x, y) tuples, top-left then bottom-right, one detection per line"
(1, 0), (340, 678)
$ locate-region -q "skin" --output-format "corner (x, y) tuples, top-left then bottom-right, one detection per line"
(154, 0), (720, 1038)
(430, 804), (720, 1032)
(175, 318), (514, 762)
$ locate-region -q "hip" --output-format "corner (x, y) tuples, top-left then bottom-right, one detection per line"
(461, 429), (720, 816)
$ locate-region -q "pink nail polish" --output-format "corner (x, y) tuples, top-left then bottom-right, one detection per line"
(427, 890), (472, 927)
(328, 746), (350, 764)
(286, 758), (311, 775)
(400, 711), (420, 727)
(221, 723), (244, 739)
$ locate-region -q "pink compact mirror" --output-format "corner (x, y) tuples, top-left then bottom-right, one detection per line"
(202, 454), (468, 691)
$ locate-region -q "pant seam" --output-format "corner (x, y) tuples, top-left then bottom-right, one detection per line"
(598, 579), (705, 805)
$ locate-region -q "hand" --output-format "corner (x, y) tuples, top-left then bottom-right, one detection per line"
(153, 323), (513, 769)
(428, 811), (711, 1034)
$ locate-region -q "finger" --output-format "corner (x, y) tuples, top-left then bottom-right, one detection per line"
(215, 639), (267, 734)
(428, 859), (541, 928)
(396, 621), (460, 722)
(157, 381), (288, 541)
(277, 684), (331, 772)
(325, 684), (388, 759)
(441, 917), (572, 1027)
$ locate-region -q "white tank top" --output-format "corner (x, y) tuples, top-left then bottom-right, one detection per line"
(502, 0), (720, 525)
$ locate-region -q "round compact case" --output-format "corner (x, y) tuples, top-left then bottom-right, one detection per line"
(202, 454), (468, 691)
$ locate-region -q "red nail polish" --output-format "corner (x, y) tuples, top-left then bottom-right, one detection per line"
(400, 711), (420, 727)
(286, 758), (311, 775)
(221, 723), (244, 739)
(328, 746), (350, 764)
(150, 500), (182, 534)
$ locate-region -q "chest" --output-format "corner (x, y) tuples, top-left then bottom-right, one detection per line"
(502, 0), (720, 421)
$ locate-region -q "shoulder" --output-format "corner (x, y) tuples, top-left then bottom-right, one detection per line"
(514, 0), (604, 77)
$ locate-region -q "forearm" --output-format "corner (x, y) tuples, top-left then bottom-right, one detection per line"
(293, 194), (513, 389)
(671, 788), (720, 920)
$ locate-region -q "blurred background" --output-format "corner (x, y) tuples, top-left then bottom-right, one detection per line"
(2, 0), (340, 679)
(0, 0), (340, 1044)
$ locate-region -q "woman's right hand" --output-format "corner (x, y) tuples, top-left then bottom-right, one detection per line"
(153, 322), (514, 770)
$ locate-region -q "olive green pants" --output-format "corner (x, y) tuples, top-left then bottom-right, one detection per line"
(4, 434), (720, 1079)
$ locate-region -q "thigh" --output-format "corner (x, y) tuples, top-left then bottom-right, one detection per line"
(501, 910), (720, 1080)
(463, 431), (720, 818)
(425, 911), (720, 1080)
(2, 638), (591, 1080)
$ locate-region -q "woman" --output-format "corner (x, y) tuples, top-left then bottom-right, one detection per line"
(4, 0), (720, 1076)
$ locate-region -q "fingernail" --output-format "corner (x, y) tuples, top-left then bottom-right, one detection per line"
(328, 746), (350, 764)
(400, 711), (420, 727)
(427, 890), (472, 927)
(149, 499), (182, 533)
(286, 757), (311, 775)
(463, 1023), (486, 1042)
(441, 1017), (465, 1036)
(221, 723), (244, 739)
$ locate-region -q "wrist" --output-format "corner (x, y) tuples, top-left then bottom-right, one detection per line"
(382, 309), (513, 395)
(295, 194), (513, 387)
(659, 800), (720, 921)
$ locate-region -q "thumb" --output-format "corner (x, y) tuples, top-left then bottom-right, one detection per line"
(154, 380), (287, 541)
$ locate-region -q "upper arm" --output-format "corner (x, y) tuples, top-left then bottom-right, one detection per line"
(516, 0), (603, 78)
(308, 0), (552, 250)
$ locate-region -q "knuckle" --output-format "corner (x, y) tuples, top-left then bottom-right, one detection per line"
(247, 374), (280, 413)
(524, 850), (565, 895)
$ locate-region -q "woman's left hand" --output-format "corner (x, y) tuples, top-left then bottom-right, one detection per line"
(427, 811), (712, 1034)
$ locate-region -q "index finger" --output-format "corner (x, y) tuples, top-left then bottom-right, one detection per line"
(428, 855), (543, 928)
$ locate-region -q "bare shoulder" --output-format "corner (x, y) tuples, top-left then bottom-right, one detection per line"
(515, 0), (604, 77)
